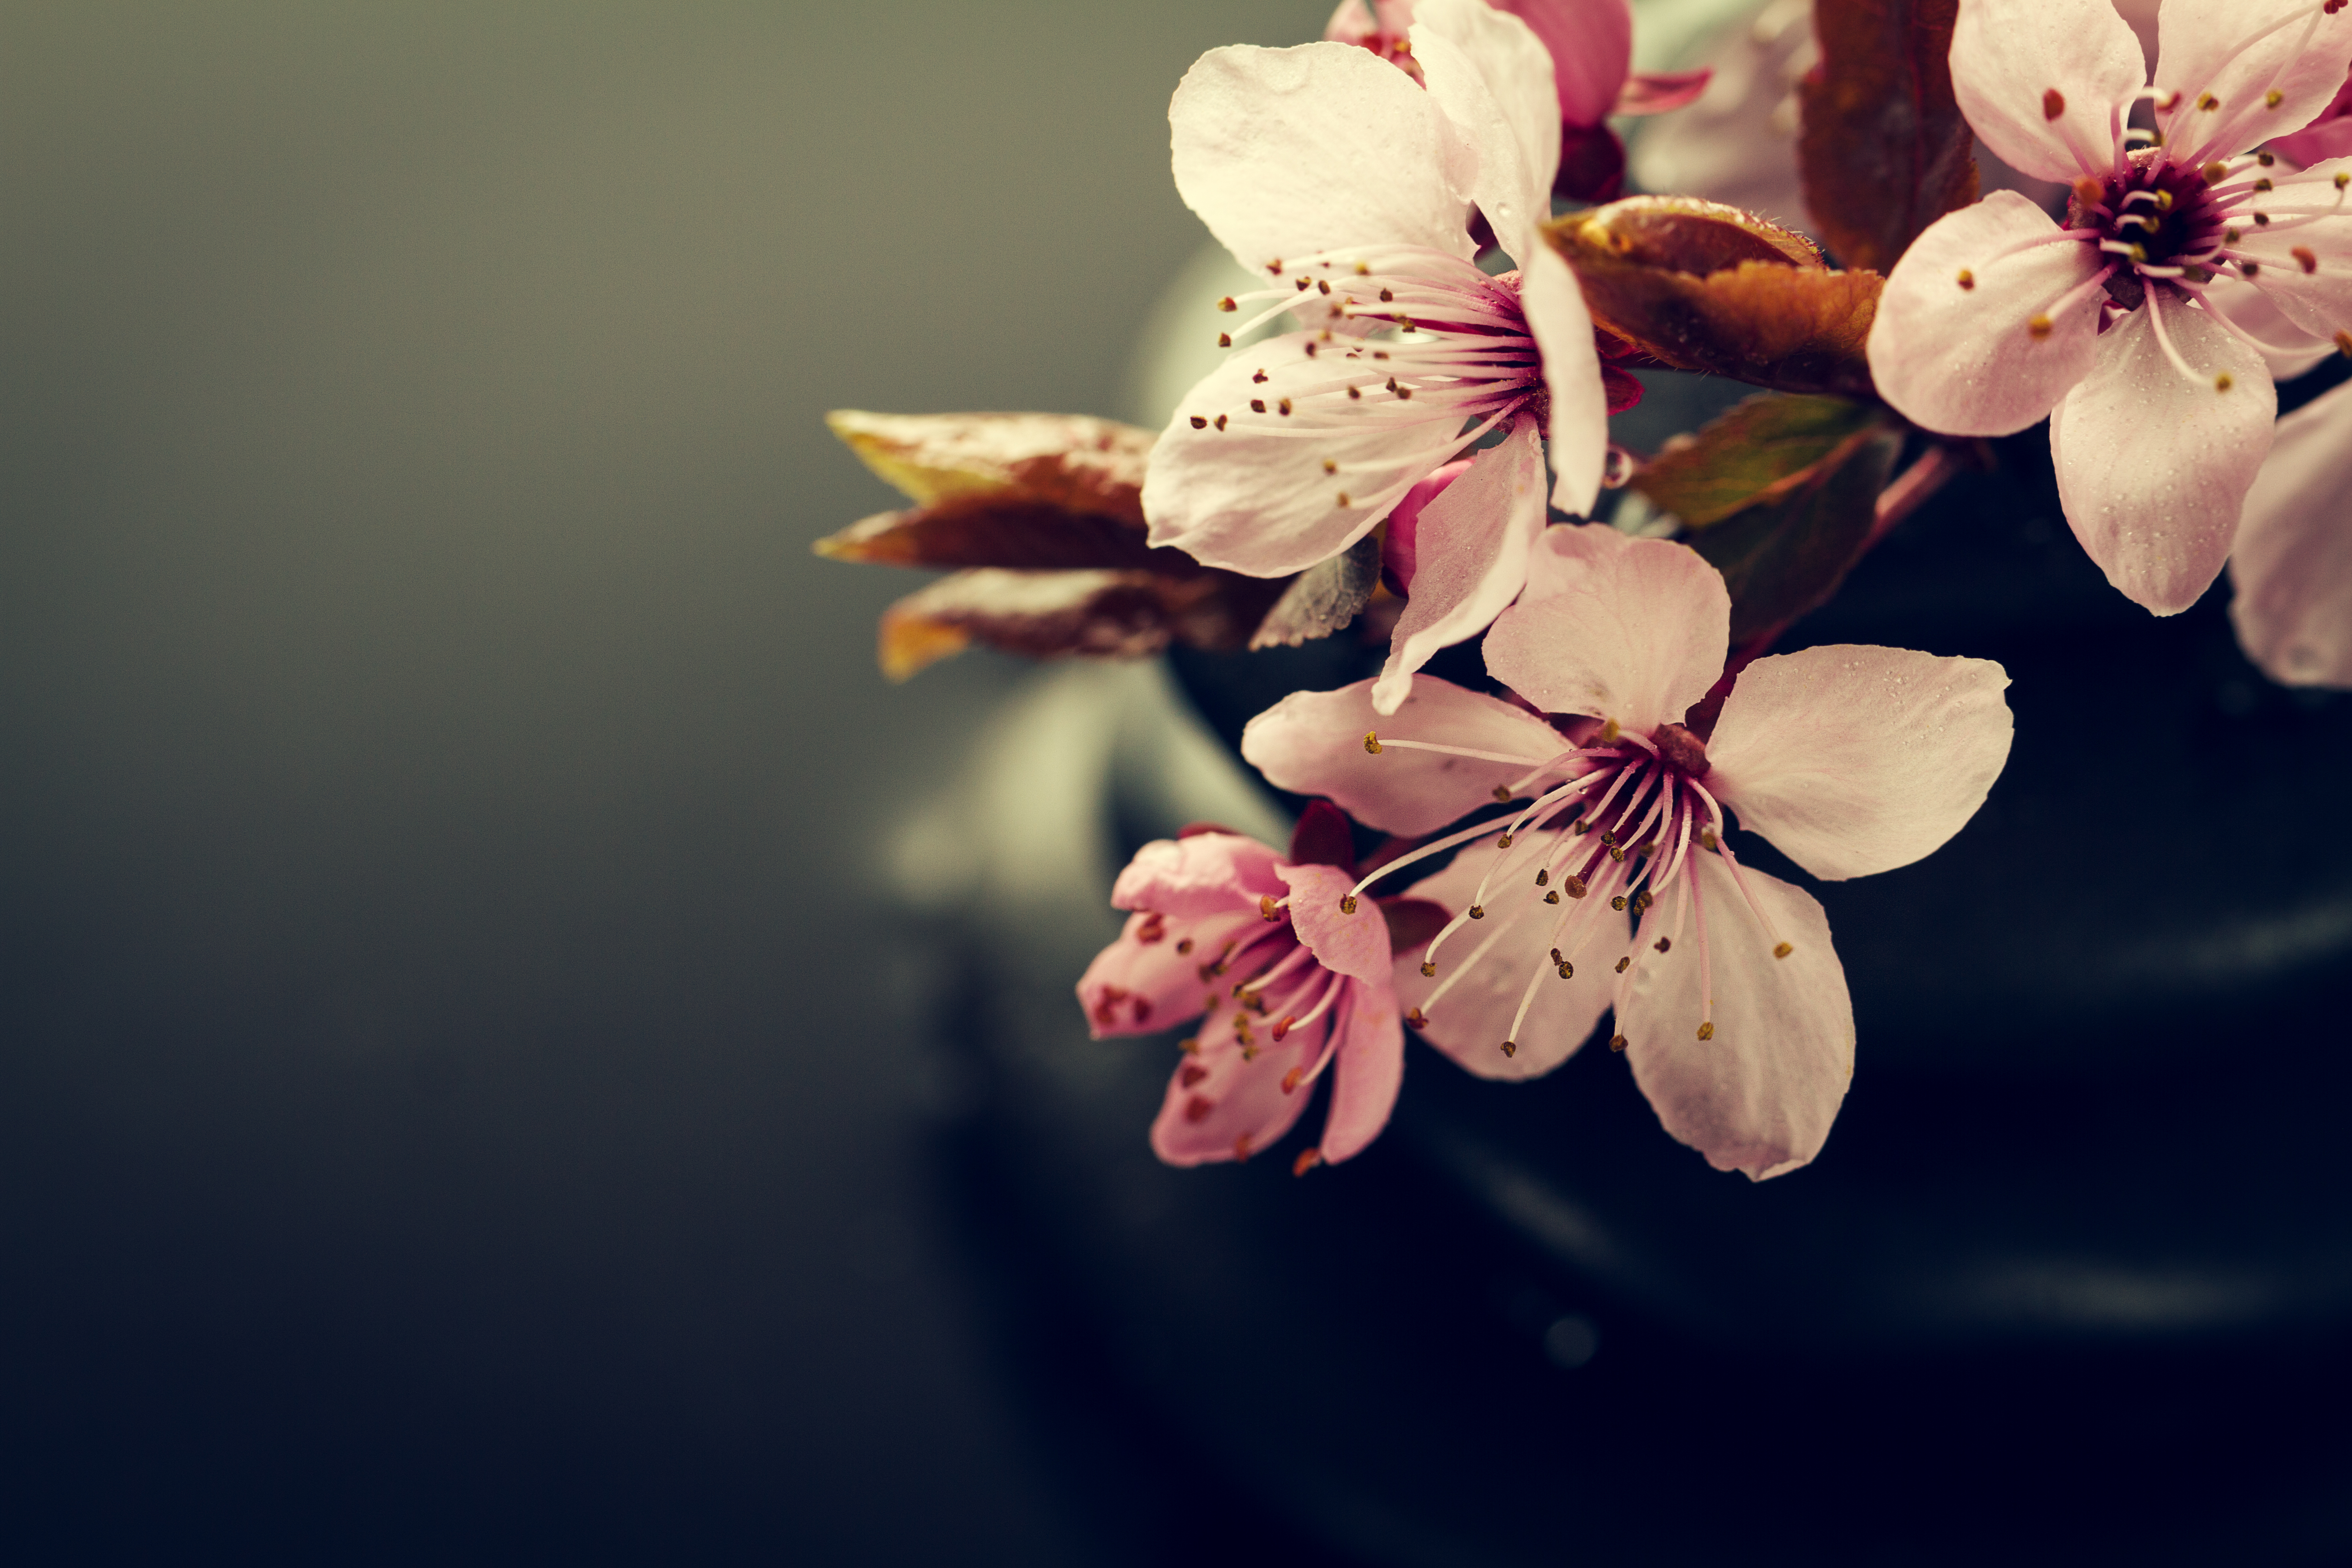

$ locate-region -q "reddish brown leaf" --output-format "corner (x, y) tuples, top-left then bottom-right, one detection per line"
(1797, 0), (1980, 274)
(814, 495), (1169, 573)
(874, 568), (1288, 681)
(1544, 199), (1882, 397)
(827, 410), (1152, 521)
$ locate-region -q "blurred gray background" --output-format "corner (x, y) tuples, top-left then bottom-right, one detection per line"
(0, 2), (1327, 1559)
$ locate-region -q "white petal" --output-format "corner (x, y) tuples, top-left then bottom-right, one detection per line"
(1866, 193), (2105, 437)
(2230, 376), (2352, 686)
(2154, 0), (2352, 167)
(1707, 646), (2014, 882)
(1411, 0), (1558, 261)
(1616, 856), (1852, 1181)
(1143, 328), (1464, 575)
(1240, 676), (1567, 837)
(1485, 525), (1728, 731)
(1392, 830), (1613, 1082)
(1171, 42), (1475, 273)
(1370, 417), (1547, 715)
(2048, 294), (2275, 615)
(1950, 0), (2144, 182)
(1523, 246), (1607, 516)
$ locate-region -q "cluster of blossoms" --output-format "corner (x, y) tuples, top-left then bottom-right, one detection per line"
(830, 0), (2352, 1185)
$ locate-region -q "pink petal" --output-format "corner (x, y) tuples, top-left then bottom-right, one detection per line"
(1240, 676), (1566, 836)
(1950, 0), (2144, 183)
(2229, 376), (2352, 686)
(1484, 524), (1729, 730)
(2048, 293), (2275, 615)
(1392, 830), (1613, 1081)
(1380, 459), (1474, 592)
(1078, 907), (1263, 1039)
(1616, 856), (1852, 1181)
(1614, 67), (1711, 117)
(1112, 832), (1289, 920)
(1144, 329), (1464, 576)
(1171, 44), (1475, 276)
(2225, 159), (2352, 343)
(2154, 0), (2352, 168)
(1411, 0), (1560, 262)
(1523, 245), (1608, 515)
(1491, 0), (1632, 126)
(1706, 646), (2014, 882)
(2271, 74), (2352, 167)
(1370, 416), (1548, 715)
(1283, 863), (1396, 984)
(1317, 982), (1406, 1162)
(1150, 999), (1324, 1166)
(1866, 193), (2106, 437)
(1323, 0), (1381, 44)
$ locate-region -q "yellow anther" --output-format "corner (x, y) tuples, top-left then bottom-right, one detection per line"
(1420, 961), (1436, 978)
(2267, 89), (2284, 108)
(2028, 314), (2053, 339)
(1534, 869), (1549, 887)
(1557, 963), (1573, 980)
(1608, 1034), (1627, 1053)
(1497, 832), (1514, 849)
(1565, 874), (1588, 898)
(2197, 92), (2220, 111)
(2215, 372), (2234, 392)
(1259, 895), (1281, 921)
(1598, 719), (1621, 744)
(1654, 937), (1672, 953)
(1405, 1006), (1426, 1026)
(1468, 905), (1485, 920)
(1774, 942), (1793, 959)
(1696, 1021), (1716, 1041)
(1338, 893), (1358, 915)
(1363, 730), (1383, 755)
(1614, 956), (1630, 974)
(1544, 891), (1560, 904)
(1499, 1040), (1517, 1058)
(1955, 268), (1975, 290)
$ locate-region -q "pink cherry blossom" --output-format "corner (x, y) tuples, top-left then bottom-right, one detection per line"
(1867, 0), (2352, 617)
(2230, 375), (2352, 686)
(1076, 807), (1443, 1171)
(1238, 525), (2014, 1179)
(1142, 0), (1609, 711)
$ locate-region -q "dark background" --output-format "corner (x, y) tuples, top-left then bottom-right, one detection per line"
(0, 3), (1327, 1559)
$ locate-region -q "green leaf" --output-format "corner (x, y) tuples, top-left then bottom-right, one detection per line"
(1685, 425), (1904, 645)
(1798, 0), (1980, 274)
(1633, 394), (1884, 528)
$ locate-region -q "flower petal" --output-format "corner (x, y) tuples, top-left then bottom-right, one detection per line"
(1078, 907), (1262, 1039)
(1370, 416), (1547, 715)
(1170, 42), (1475, 273)
(1866, 192), (2106, 437)
(1616, 856), (1852, 1181)
(2200, 270), (2334, 382)
(1706, 645), (2014, 882)
(1283, 862), (1396, 984)
(1484, 524), (1728, 730)
(1318, 981), (1406, 1162)
(2048, 292), (2275, 615)
(1112, 832), (1289, 920)
(2154, 0), (2352, 168)
(1950, 0), (2145, 182)
(1411, 0), (1559, 260)
(2229, 376), (2352, 686)
(1145, 328), (1465, 576)
(1523, 245), (1608, 515)
(1497, 0), (1632, 125)
(1150, 998), (1324, 1166)
(2227, 158), (2352, 342)
(1241, 676), (1567, 836)
(1392, 830), (1614, 1082)
(1379, 458), (1473, 592)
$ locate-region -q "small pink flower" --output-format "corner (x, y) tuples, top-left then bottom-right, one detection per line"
(1239, 525), (2014, 1179)
(1867, 0), (2352, 616)
(2230, 375), (2352, 686)
(1142, 0), (1610, 710)
(1076, 806), (1445, 1171)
